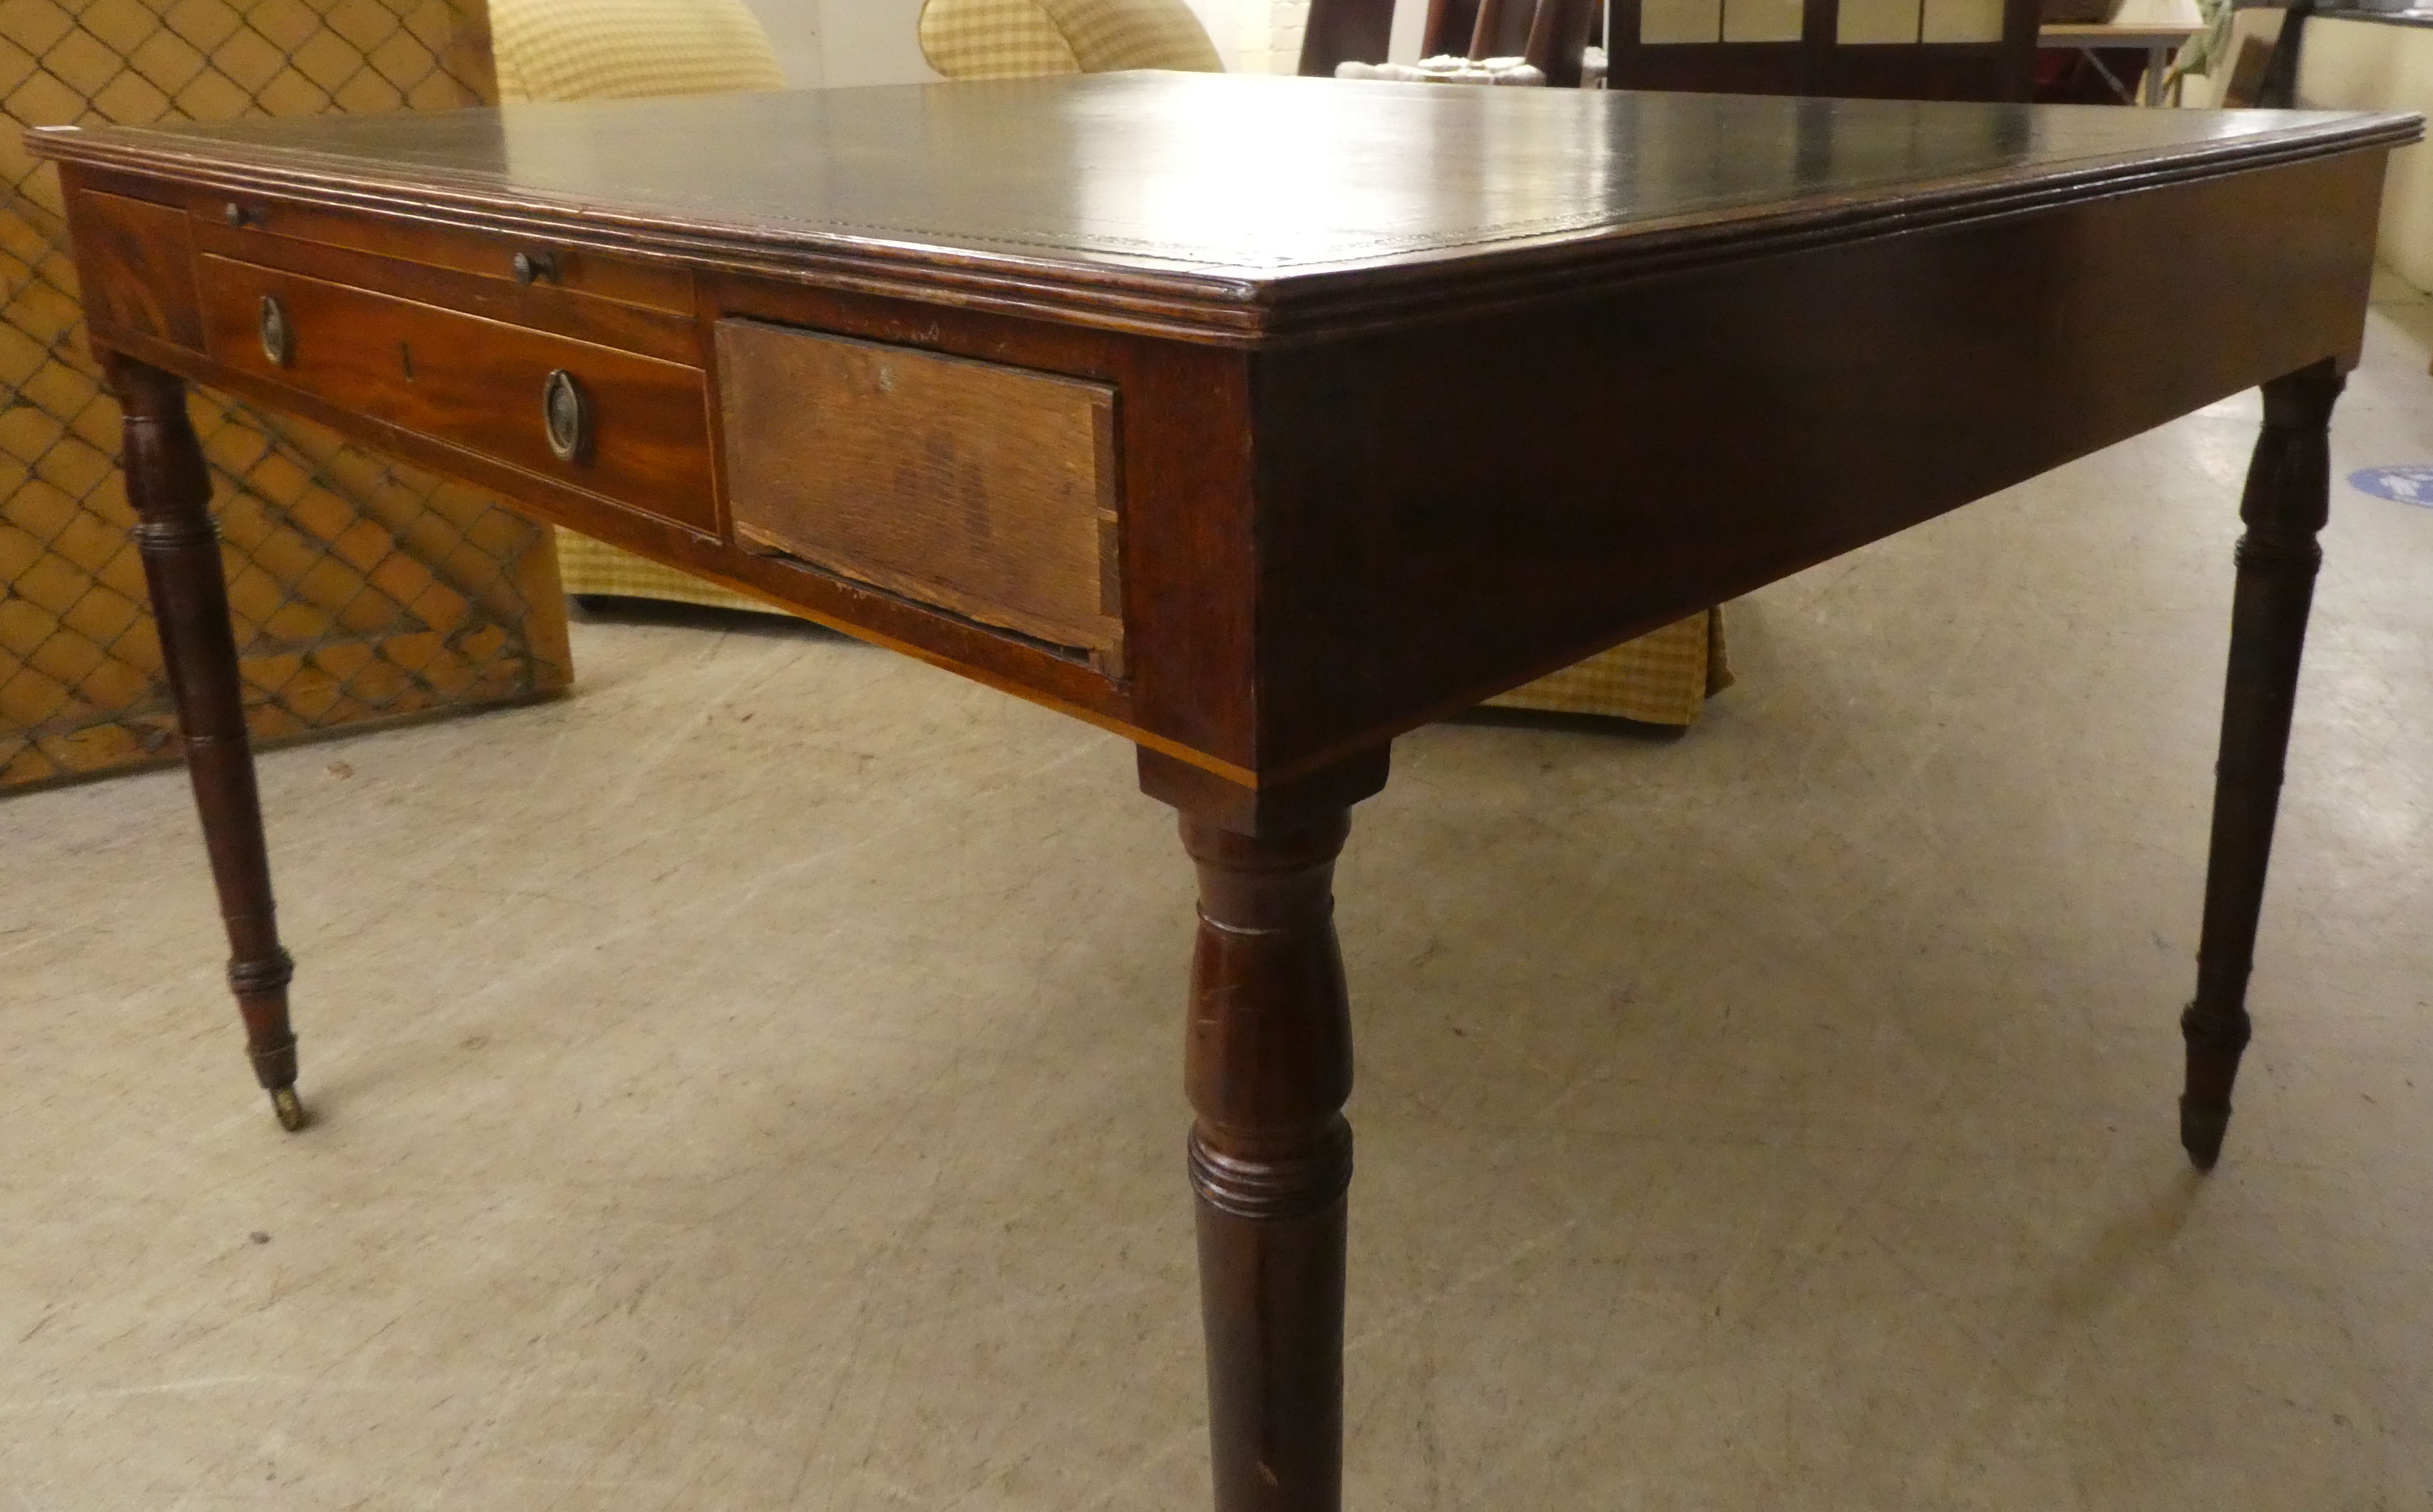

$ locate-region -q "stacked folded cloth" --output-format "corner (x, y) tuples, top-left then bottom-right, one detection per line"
(1337, 54), (1547, 84)
(1334, 45), (1605, 88)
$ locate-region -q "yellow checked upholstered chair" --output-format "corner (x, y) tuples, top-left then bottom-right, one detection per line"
(918, 0), (1226, 74)
(491, 0), (787, 104)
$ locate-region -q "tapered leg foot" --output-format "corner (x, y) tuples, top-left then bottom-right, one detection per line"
(2181, 358), (2343, 1168)
(105, 353), (304, 1129)
(2179, 996), (2251, 1169)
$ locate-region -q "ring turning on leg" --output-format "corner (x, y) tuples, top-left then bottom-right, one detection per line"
(108, 353), (305, 1132)
(2182, 358), (2343, 1168)
(1182, 810), (1356, 1512)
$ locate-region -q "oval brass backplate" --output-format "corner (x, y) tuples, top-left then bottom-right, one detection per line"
(542, 368), (589, 463)
(258, 293), (292, 368)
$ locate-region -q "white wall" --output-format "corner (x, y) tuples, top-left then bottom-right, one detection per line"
(740, 0), (825, 84)
(1177, 0), (1239, 61)
(2298, 16), (2433, 293)
(735, 0), (939, 86)
(814, 0), (940, 85)
(1237, 0), (1311, 72)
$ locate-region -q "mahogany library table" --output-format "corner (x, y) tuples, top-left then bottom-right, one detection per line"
(29, 74), (2420, 1511)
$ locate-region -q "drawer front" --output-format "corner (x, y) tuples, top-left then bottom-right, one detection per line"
(191, 213), (701, 367)
(69, 189), (205, 350)
(201, 255), (717, 537)
(717, 319), (1123, 671)
(195, 191), (694, 313)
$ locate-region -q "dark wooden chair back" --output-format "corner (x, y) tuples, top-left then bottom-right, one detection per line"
(1300, 0), (1601, 88)
(1604, 0), (2040, 100)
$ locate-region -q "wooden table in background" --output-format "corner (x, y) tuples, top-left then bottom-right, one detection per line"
(29, 77), (2419, 1510)
(2040, 20), (2207, 104)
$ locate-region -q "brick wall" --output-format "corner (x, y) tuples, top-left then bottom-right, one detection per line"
(1186, 0), (1309, 74)
(1250, 0), (1310, 72)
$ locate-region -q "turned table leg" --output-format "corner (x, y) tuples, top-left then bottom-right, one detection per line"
(106, 354), (304, 1132)
(2181, 358), (2343, 1169)
(1185, 811), (1354, 1512)
(1146, 749), (1385, 1512)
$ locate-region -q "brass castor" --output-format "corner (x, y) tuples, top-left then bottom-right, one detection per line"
(270, 1085), (307, 1132)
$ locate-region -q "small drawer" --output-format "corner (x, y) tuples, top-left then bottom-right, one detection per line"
(716, 319), (1124, 672)
(195, 191), (693, 313)
(201, 255), (716, 537)
(69, 189), (204, 351)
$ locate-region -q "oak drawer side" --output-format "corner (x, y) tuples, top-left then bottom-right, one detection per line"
(716, 319), (1124, 672)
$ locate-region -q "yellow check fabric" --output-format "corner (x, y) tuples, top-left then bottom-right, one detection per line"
(920, 0), (1083, 76)
(1481, 609), (1734, 726)
(490, 0), (787, 104)
(919, 0), (1225, 78)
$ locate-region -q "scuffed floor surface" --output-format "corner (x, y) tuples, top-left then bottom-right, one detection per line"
(5, 295), (2432, 1511)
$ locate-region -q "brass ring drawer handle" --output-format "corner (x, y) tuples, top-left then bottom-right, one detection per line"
(543, 369), (589, 463)
(258, 293), (292, 368)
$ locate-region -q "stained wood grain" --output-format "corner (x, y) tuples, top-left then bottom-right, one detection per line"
(196, 255), (717, 537)
(188, 219), (703, 365)
(2181, 359), (2344, 1169)
(30, 79), (2417, 344)
(696, 272), (1254, 767)
(104, 353), (303, 1131)
(82, 317), (1152, 765)
(1182, 809), (1358, 1512)
(67, 190), (204, 351)
(1240, 146), (2390, 777)
(196, 189), (696, 313)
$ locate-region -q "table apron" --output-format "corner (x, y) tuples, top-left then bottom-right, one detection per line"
(56, 146), (2393, 788)
(1239, 146), (2388, 777)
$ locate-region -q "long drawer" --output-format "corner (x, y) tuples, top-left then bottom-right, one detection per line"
(196, 189), (695, 314)
(197, 254), (718, 537)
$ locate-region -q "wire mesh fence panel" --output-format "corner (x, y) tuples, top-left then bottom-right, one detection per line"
(2, 0), (570, 792)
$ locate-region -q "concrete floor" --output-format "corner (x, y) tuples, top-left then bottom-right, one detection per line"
(5, 291), (2432, 1511)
